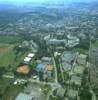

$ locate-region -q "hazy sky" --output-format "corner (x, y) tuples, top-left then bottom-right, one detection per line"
(0, 0), (96, 4)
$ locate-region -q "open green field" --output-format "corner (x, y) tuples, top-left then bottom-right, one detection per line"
(0, 35), (28, 100)
(92, 40), (98, 47)
(0, 78), (24, 100)
(2, 85), (24, 100)
(0, 43), (29, 68)
(0, 35), (31, 67)
(73, 47), (88, 54)
(0, 35), (21, 43)
(0, 35), (21, 67)
(0, 44), (16, 67)
(49, 96), (60, 100)
(0, 78), (13, 96)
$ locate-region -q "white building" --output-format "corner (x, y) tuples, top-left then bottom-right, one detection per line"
(27, 53), (35, 58)
(24, 57), (31, 62)
(66, 34), (80, 48)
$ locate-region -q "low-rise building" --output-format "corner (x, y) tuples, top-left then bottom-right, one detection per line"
(36, 64), (46, 73)
(15, 93), (33, 100)
(24, 57), (32, 63)
(66, 34), (80, 48)
(44, 35), (50, 41)
(41, 57), (52, 64)
(62, 62), (71, 72)
(23, 53), (35, 64)
(24, 84), (45, 100)
(73, 65), (84, 75)
(45, 64), (54, 77)
(67, 89), (78, 100)
(46, 64), (54, 71)
(36, 63), (53, 77)
(46, 39), (66, 46)
(61, 51), (76, 73)
(27, 53), (35, 58)
(70, 75), (82, 86)
(30, 40), (38, 49)
(22, 41), (29, 47)
(61, 51), (76, 64)
(89, 44), (98, 93)
(56, 88), (66, 97)
(77, 54), (87, 65)
(54, 52), (61, 57)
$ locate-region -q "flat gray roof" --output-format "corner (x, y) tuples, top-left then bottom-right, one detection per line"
(15, 93), (33, 100)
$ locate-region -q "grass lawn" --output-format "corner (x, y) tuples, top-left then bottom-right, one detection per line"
(0, 35), (21, 43)
(73, 48), (88, 54)
(2, 85), (24, 100)
(0, 43), (29, 68)
(0, 44), (16, 67)
(49, 96), (60, 100)
(0, 78), (23, 100)
(0, 78), (13, 96)
(92, 40), (98, 47)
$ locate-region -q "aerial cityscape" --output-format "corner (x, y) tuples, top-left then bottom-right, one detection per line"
(0, 0), (98, 100)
